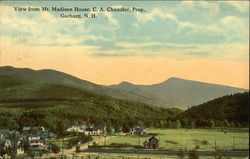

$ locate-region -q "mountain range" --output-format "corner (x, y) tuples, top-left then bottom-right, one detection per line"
(0, 66), (247, 109)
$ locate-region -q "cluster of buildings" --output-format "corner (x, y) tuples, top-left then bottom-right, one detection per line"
(67, 124), (159, 149)
(129, 126), (159, 149)
(0, 124), (158, 158)
(23, 127), (55, 150)
(66, 124), (106, 135)
(0, 127), (55, 158)
(0, 129), (25, 158)
(66, 124), (148, 136)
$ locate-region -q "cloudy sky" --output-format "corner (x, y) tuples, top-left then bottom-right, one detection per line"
(0, 1), (249, 88)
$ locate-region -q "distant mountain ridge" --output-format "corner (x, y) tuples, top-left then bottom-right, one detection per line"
(0, 66), (248, 109)
(109, 77), (247, 109)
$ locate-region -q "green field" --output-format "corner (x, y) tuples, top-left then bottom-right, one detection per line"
(105, 128), (249, 150)
(70, 153), (246, 159)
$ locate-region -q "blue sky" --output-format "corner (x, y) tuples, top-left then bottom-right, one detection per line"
(1, 1), (249, 58)
(0, 1), (249, 88)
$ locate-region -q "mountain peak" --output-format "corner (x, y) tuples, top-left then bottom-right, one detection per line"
(167, 77), (181, 81)
(159, 77), (186, 84)
(119, 81), (134, 86)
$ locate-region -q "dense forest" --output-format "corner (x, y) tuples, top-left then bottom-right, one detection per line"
(0, 76), (181, 134)
(180, 92), (249, 128)
(0, 75), (249, 136)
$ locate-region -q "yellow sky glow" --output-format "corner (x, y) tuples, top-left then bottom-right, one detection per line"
(0, 42), (249, 89)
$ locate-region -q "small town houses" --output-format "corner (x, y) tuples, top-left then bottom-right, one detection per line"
(24, 128), (55, 151)
(66, 124), (106, 135)
(0, 130), (25, 158)
(67, 124), (148, 136)
(0, 126), (55, 158)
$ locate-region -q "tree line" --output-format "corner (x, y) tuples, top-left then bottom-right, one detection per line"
(0, 92), (248, 136)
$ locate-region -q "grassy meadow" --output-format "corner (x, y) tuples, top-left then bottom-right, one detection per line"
(104, 128), (249, 150)
(69, 153), (247, 159)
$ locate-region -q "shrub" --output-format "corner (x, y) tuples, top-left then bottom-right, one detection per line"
(165, 140), (178, 144)
(51, 144), (60, 154)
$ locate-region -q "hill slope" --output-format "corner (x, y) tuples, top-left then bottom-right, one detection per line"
(0, 66), (247, 109)
(180, 92), (249, 127)
(109, 77), (247, 109)
(0, 76), (181, 130)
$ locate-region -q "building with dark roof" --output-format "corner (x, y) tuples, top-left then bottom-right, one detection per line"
(143, 136), (159, 149)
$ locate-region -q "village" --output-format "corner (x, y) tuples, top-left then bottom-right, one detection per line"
(0, 124), (160, 159)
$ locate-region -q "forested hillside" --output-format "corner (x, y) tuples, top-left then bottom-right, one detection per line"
(180, 92), (249, 128)
(0, 68), (248, 134)
(0, 76), (181, 133)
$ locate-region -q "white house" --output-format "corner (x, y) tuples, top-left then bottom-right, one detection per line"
(28, 135), (45, 150)
(0, 138), (12, 158)
(0, 138), (12, 149)
(67, 124), (106, 135)
(66, 124), (87, 132)
(130, 125), (147, 135)
(16, 137), (25, 155)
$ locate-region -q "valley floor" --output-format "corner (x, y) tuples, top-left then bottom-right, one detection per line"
(37, 128), (249, 159)
(104, 128), (249, 150)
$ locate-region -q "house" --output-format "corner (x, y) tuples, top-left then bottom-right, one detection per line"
(130, 125), (147, 135)
(143, 136), (159, 149)
(66, 124), (87, 132)
(21, 126), (54, 151)
(0, 138), (12, 150)
(67, 124), (106, 135)
(84, 127), (94, 135)
(0, 137), (12, 158)
(28, 134), (45, 150)
(92, 125), (106, 135)
(16, 137), (25, 155)
(0, 131), (25, 157)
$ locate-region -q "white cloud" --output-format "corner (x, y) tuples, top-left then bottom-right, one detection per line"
(116, 42), (197, 49)
(219, 16), (249, 42)
(114, 40), (249, 62)
(135, 8), (177, 23)
(0, 4), (111, 47)
(102, 11), (120, 27)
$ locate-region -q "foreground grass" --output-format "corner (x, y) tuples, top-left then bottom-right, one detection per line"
(69, 152), (247, 159)
(105, 128), (249, 150)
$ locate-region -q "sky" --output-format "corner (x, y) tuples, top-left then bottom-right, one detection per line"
(0, 1), (249, 89)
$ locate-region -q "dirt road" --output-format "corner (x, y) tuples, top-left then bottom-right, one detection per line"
(42, 135), (119, 158)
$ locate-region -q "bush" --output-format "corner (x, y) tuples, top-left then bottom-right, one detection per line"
(192, 139), (209, 145)
(201, 140), (208, 145)
(165, 140), (178, 144)
(78, 134), (92, 144)
(51, 144), (60, 154)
